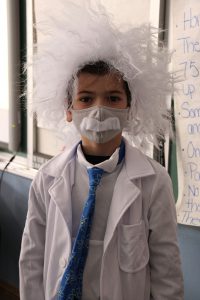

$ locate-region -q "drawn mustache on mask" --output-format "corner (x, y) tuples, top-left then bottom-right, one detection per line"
(80, 117), (121, 132)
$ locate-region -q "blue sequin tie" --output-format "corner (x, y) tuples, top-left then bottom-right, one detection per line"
(57, 167), (104, 300)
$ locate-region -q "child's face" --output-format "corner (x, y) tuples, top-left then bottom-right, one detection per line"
(66, 72), (128, 153)
(67, 72), (128, 121)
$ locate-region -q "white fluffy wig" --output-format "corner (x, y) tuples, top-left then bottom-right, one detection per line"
(30, 0), (174, 147)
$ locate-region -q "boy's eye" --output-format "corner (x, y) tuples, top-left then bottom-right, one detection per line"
(108, 95), (121, 102)
(79, 96), (93, 103)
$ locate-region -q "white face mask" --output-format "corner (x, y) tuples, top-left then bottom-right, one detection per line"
(71, 106), (129, 143)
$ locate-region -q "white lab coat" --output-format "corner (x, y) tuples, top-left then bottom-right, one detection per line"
(19, 139), (184, 300)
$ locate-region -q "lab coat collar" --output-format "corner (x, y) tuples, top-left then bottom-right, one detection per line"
(41, 138), (155, 180)
(41, 142), (79, 178)
(123, 139), (155, 180)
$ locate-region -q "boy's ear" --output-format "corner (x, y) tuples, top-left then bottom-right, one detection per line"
(66, 110), (72, 122)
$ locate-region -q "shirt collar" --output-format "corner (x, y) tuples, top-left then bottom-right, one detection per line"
(76, 144), (121, 173)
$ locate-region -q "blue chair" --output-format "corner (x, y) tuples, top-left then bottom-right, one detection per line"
(178, 224), (200, 300)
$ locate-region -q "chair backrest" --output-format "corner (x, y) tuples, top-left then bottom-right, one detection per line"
(178, 224), (200, 300)
(0, 171), (31, 288)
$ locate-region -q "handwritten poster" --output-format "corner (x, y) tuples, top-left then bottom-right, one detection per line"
(173, 0), (200, 226)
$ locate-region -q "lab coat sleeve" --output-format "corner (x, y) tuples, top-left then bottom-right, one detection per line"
(19, 172), (46, 300)
(148, 167), (184, 300)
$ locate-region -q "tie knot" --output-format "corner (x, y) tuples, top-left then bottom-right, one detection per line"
(87, 167), (104, 187)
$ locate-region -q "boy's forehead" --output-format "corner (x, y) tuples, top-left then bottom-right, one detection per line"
(76, 72), (125, 92)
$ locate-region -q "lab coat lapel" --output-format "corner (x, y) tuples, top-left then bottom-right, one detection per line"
(104, 167), (140, 252)
(48, 150), (76, 235)
(104, 140), (155, 252)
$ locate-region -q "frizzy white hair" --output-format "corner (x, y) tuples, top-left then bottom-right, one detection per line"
(30, 0), (174, 147)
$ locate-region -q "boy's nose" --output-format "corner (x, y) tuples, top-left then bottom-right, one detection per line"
(95, 96), (106, 107)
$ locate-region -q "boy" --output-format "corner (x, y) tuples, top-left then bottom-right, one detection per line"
(19, 60), (183, 299)
(19, 2), (183, 299)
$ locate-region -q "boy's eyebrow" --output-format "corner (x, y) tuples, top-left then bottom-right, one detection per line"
(77, 90), (94, 94)
(77, 90), (124, 94)
(106, 90), (124, 94)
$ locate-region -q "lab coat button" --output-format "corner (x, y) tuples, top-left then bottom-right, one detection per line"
(60, 257), (67, 268)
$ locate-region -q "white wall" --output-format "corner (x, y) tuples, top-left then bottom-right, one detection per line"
(101, 0), (150, 25)
(35, 0), (151, 26)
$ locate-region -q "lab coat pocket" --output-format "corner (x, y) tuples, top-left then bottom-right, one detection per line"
(118, 220), (149, 273)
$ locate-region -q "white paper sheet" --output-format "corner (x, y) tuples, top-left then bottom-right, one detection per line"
(172, 0), (200, 226)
